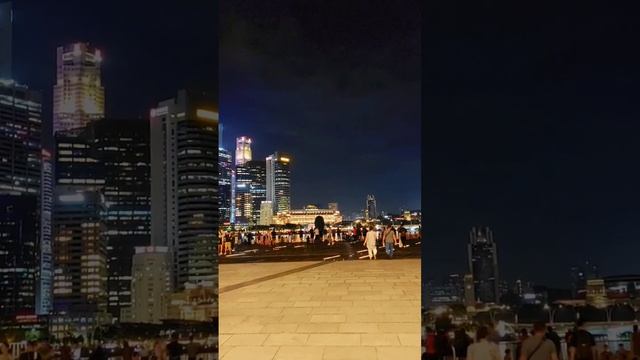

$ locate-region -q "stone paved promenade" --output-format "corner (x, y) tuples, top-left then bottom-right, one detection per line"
(219, 259), (420, 360)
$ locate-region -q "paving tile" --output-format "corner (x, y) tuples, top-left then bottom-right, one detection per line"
(222, 346), (279, 360)
(224, 334), (268, 346)
(274, 346), (324, 360)
(360, 334), (400, 346)
(322, 346), (377, 360)
(306, 334), (361, 346)
(263, 333), (310, 346)
(376, 346), (421, 360)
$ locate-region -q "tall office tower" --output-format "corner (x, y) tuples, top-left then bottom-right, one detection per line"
(0, 194), (38, 317)
(150, 90), (218, 290)
(266, 152), (291, 214)
(130, 246), (172, 324)
(463, 274), (475, 308)
(246, 160), (266, 224)
(0, 80), (42, 195)
(467, 226), (499, 304)
(92, 119), (150, 321)
(218, 147), (233, 223)
(230, 169), (236, 224)
(52, 189), (108, 319)
(365, 195), (377, 220)
(235, 136), (252, 166)
(0, 1), (12, 79)
(37, 149), (54, 315)
(234, 164), (252, 225)
(54, 129), (104, 190)
(259, 201), (273, 225)
(52, 42), (104, 134)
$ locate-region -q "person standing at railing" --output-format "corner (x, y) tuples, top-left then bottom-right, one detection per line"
(519, 322), (558, 360)
(185, 337), (201, 360)
(569, 320), (596, 360)
(632, 325), (640, 359)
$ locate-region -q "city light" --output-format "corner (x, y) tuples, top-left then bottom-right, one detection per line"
(196, 109), (218, 120)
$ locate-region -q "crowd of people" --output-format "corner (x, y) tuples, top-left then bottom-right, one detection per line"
(424, 321), (640, 360)
(218, 223), (419, 256)
(0, 334), (216, 360)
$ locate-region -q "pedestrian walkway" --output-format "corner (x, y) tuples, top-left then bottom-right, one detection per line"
(219, 259), (420, 360)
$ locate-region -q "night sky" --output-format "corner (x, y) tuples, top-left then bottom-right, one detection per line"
(11, 0), (217, 147)
(424, 3), (640, 287)
(220, 0), (421, 216)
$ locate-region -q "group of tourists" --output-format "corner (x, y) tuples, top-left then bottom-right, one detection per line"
(424, 321), (640, 360)
(363, 223), (404, 260)
(0, 334), (214, 360)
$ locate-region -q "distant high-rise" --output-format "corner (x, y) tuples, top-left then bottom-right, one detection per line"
(129, 246), (172, 324)
(0, 1), (12, 79)
(570, 260), (599, 298)
(464, 274), (475, 308)
(150, 90), (218, 289)
(52, 189), (108, 316)
(467, 226), (499, 304)
(218, 147), (233, 223)
(37, 149), (54, 315)
(53, 42), (104, 134)
(328, 202), (339, 212)
(366, 195), (377, 219)
(0, 80), (42, 195)
(0, 194), (38, 317)
(235, 136), (252, 166)
(259, 201), (273, 225)
(266, 152), (291, 214)
(247, 160), (266, 224)
(92, 119), (150, 320)
(234, 164), (252, 224)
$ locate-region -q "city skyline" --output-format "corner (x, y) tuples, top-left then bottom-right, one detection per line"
(424, 2), (640, 287)
(220, 0), (421, 216)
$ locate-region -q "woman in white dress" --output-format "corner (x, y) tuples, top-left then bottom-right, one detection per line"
(363, 225), (378, 260)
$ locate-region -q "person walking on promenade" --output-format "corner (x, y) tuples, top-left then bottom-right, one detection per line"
(467, 326), (500, 360)
(364, 225), (378, 260)
(59, 340), (71, 360)
(516, 328), (530, 360)
(518, 322), (559, 360)
(151, 338), (166, 360)
(122, 341), (133, 360)
(382, 224), (397, 258)
(454, 328), (472, 360)
(569, 320), (596, 360)
(633, 325), (640, 358)
(546, 326), (562, 358)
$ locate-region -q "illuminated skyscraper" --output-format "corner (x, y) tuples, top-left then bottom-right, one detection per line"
(259, 201), (273, 225)
(92, 119), (150, 321)
(0, 194), (38, 317)
(235, 136), (252, 166)
(150, 90), (218, 289)
(266, 152), (291, 214)
(366, 195), (377, 219)
(52, 189), (109, 336)
(0, 80), (42, 195)
(247, 160), (266, 224)
(130, 246), (172, 324)
(53, 42), (104, 134)
(0, 1), (12, 79)
(37, 149), (54, 315)
(467, 226), (499, 304)
(218, 147), (233, 223)
(234, 164), (252, 224)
